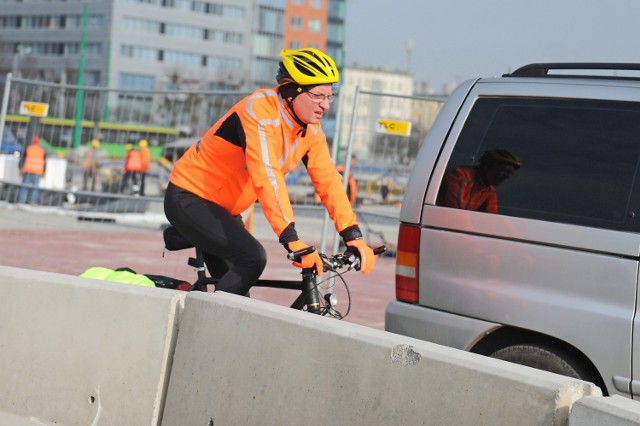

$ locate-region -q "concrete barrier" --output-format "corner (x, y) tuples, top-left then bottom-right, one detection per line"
(161, 292), (600, 426)
(5, 266), (639, 426)
(0, 265), (184, 426)
(569, 395), (640, 426)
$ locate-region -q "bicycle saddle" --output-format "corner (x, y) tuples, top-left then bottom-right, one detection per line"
(163, 226), (195, 251)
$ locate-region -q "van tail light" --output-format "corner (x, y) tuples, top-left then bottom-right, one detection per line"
(395, 223), (420, 303)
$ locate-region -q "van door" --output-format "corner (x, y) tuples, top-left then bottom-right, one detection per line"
(421, 82), (640, 396)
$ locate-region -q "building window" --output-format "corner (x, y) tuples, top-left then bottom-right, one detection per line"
(122, 16), (161, 33)
(86, 70), (101, 86)
(290, 16), (302, 30)
(310, 0), (322, 8)
(207, 29), (243, 45)
(289, 40), (301, 49)
(121, 44), (159, 61)
(0, 16), (20, 28)
(206, 55), (242, 70)
(208, 3), (244, 19)
(65, 14), (105, 29)
(118, 73), (155, 91)
(124, 0), (162, 5)
(165, 23), (204, 39)
(259, 9), (284, 33)
(308, 18), (321, 32)
(164, 50), (202, 67)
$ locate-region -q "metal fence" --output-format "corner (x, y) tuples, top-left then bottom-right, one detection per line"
(0, 75), (445, 253)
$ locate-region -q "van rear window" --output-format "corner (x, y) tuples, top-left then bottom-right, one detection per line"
(438, 97), (640, 232)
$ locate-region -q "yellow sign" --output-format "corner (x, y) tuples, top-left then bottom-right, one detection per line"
(19, 101), (49, 117)
(375, 118), (411, 137)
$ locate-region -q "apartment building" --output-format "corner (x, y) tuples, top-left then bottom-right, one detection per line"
(0, 0), (264, 90)
(0, 0), (347, 92)
(337, 65), (414, 158)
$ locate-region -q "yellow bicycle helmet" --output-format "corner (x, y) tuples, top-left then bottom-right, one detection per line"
(276, 48), (339, 86)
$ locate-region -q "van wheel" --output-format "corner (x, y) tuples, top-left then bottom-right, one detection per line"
(489, 344), (591, 381)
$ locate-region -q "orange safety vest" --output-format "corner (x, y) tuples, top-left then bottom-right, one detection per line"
(169, 87), (358, 238)
(124, 149), (143, 173)
(140, 146), (151, 172)
(22, 145), (46, 176)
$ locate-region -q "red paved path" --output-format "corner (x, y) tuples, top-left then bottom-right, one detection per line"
(0, 227), (396, 330)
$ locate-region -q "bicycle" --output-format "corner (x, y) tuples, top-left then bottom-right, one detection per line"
(161, 225), (386, 318)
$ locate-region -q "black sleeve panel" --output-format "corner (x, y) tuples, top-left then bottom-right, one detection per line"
(214, 112), (247, 151)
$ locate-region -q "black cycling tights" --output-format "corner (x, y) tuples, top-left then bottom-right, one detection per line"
(164, 182), (266, 296)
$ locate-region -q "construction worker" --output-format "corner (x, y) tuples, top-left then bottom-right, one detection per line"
(120, 143), (143, 194)
(138, 139), (151, 195)
(83, 139), (102, 192)
(164, 47), (377, 297)
(17, 136), (47, 204)
(336, 154), (358, 207)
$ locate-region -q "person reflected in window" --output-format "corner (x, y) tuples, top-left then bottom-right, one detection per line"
(438, 149), (521, 213)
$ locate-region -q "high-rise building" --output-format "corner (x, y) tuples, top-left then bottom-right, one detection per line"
(0, 0), (313, 91)
(281, 0), (345, 144)
(283, 0), (326, 51)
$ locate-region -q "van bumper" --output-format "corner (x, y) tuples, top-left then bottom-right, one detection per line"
(384, 300), (502, 351)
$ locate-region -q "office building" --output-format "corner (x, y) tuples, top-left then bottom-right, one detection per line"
(0, 0), (286, 90)
(0, 0), (348, 92)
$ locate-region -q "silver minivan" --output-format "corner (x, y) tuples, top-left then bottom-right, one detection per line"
(385, 63), (640, 398)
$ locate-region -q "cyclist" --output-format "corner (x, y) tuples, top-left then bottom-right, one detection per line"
(164, 47), (376, 296)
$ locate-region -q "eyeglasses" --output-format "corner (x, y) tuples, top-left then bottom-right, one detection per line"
(305, 91), (336, 104)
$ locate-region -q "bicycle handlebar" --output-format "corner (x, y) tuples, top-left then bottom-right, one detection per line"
(286, 246), (316, 261)
(287, 245), (387, 273)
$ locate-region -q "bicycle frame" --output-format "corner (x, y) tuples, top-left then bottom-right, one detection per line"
(184, 243), (323, 314)
(254, 268), (321, 314)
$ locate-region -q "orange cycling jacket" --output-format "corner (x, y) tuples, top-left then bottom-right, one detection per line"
(440, 166), (498, 213)
(169, 87), (358, 239)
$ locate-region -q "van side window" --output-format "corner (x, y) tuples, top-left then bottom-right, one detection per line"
(438, 97), (640, 232)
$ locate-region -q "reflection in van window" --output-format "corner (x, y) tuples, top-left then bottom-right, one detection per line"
(438, 97), (640, 232)
(437, 149), (521, 213)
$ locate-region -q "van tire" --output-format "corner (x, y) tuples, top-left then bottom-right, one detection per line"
(490, 344), (591, 381)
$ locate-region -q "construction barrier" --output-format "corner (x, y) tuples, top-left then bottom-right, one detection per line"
(2, 266), (640, 425)
(0, 265), (183, 425)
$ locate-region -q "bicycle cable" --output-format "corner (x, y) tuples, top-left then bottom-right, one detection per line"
(315, 269), (352, 319)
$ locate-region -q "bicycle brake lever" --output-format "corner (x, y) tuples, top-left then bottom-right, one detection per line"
(349, 257), (361, 271)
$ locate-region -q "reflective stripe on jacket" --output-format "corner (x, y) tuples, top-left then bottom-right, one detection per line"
(169, 87), (358, 237)
(124, 149), (143, 172)
(22, 145), (46, 176)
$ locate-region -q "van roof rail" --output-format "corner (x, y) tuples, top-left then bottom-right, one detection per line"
(503, 63), (640, 79)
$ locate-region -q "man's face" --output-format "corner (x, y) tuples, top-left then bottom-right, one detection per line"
(291, 84), (333, 125)
(485, 163), (516, 186)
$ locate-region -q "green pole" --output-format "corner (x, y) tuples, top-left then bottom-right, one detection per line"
(73, 4), (88, 149)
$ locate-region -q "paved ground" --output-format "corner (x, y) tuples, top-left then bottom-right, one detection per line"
(0, 202), (398, 330)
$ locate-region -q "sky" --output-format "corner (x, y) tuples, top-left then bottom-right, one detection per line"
(344, 0), (640, 92)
